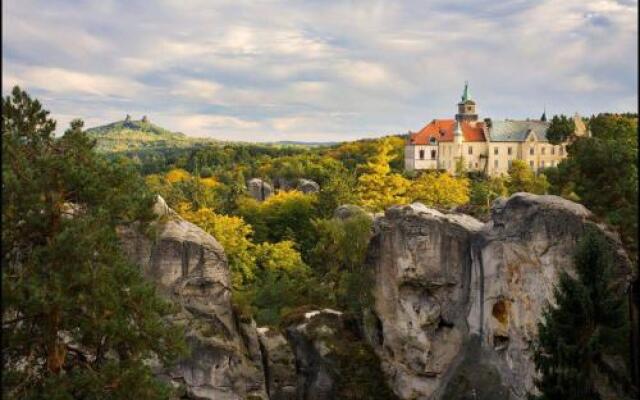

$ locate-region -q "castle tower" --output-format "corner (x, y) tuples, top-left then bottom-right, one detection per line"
(454, 121), (464, 144)
(455, 81), (478, 123)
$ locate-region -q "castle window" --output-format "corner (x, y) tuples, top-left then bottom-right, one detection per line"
(560, 146), (564, 155)
(508, 147), (512, 155)
(419, 150), (425, 160)
(468, 146), (473, 155)
(529, 148), (534, 155)
(431, 150), (437, 159)
(540, 161), (545, 168)
(551, 146), (555, 155)
(494, 147), (498, 155)
(494, 159), (499, 168)
(541, 147), (546, 155)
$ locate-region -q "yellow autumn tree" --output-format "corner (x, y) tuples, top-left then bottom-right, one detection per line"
(165, 168), (191, 183)
(253, 240), (307, 273)
(355, 138), (410, 212)
(179, 206), (256, 288)
(410, 172), (470, 209)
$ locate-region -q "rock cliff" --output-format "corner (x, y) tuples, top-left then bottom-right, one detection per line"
(120, 193), (634, 400)
(119, 197), (268, 399)
(365, 193), (634, 399)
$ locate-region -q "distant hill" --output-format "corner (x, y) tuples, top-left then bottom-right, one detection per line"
(270, 140), (339, 147)
(86, 116), (216, 152)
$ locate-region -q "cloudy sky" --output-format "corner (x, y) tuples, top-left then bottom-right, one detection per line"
(2, 0), (637, 141)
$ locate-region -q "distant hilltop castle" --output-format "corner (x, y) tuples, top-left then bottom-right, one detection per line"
(404, 82), (588, 176)
(124, 114), (149, 123)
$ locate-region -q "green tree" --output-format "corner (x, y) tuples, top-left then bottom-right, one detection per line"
(309, 211), (373, 314)
(531, 229), (634, 399)
(237, 190), (319, 258)
(507, 160), (549, 194)
(548, 114), (638, 257)
(2, 87), (186, 399)
(470, 176), (508, 213)
(317, 171), (358, 217)
(546, 115), (575, 144)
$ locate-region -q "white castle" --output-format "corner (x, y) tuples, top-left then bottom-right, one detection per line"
(404, 83), (588, 176)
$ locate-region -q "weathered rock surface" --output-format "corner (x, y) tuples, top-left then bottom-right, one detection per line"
(248, 178), (274, 201)
(285, 309), (344, 400)
(119, 196), (268, 400)
(365, 193), (634, 399)
(258, 327), (297, 400)
(296, 179), (320, 194)
(333, 204), (371, 220)
(119, 193), (634, 400)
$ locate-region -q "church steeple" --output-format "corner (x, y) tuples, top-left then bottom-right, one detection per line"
(461, 81), (471, 102)
(540, 106), (547, 122)
(456, 81), (478, 123)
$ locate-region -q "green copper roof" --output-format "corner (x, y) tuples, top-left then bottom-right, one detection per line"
(461, 81), (471, 102)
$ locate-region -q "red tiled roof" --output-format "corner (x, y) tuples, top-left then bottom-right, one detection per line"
(408, 119), (486, 144)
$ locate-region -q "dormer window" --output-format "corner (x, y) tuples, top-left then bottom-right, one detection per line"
(429, 137), (436, 145)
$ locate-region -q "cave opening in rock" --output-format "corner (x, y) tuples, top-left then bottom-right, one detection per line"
(492, 299), (509, 325)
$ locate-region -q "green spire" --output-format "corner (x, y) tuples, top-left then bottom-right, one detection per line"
(461, 81), (471, 102)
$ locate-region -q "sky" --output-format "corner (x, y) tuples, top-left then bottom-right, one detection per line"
(2, 0), (638, 142)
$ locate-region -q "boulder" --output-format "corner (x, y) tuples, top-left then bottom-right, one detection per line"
(296, 179), (320, 194)
(332, 204), (371, 220)
(365, 194), (634, 399)
(119, 196), (268, 400)
(273, 177), (294, 191)
(248, 178), (273, 201)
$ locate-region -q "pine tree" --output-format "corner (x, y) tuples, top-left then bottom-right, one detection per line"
(531, 228), (633, 399)
(2, 87), (186, 399)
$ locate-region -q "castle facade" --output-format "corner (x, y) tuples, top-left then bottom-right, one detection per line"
(404, 83), (587, 176)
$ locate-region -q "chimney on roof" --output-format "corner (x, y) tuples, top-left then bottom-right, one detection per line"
(483, 117), (492, 127)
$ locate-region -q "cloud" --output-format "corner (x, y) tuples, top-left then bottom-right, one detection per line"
(3, 65), (143, 98)
(1, 0), (637, 141)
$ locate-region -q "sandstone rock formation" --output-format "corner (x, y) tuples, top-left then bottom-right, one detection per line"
(333, 204), (371, 220)
(273, 177), (293, 191)
(285, 309), (343, 400)
(248, 178), (274, 201)
(365, 193), (634, 399)
(119, 197), (268, 399)
(296, 179), (320, 194)
(257, 327), (297, 400)
(119, 193), (634, 400)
